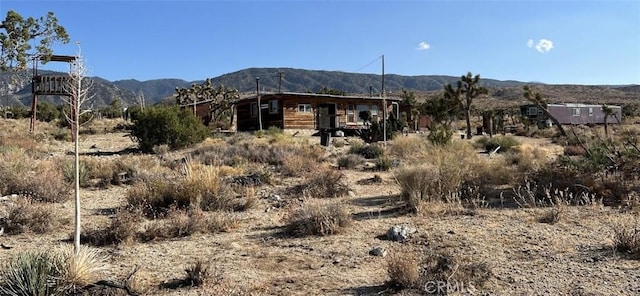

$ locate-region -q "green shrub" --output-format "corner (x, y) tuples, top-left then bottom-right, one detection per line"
(130, 106), (209, 153)
(478, 135), (519, 153)
(427, 124), (453, 146)
(375, 156), (394, 171)
(350, 143), (384, 159)
(337, 154), (365, 169)
(63, 160), (90, 187)
(0, 251), (65, 295)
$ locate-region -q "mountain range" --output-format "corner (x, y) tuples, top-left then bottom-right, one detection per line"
(1, 67), (638, 109)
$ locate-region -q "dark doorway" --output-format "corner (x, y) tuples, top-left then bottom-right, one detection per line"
(317, 103), (336, 129)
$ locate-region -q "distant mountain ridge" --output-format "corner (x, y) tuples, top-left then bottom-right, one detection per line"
(2, 67), (638, 108)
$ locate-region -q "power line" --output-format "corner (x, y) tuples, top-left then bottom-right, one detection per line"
(352, 55), (383, 73)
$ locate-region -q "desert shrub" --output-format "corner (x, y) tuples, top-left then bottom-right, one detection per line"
(281, 152), (322, 177)
(58, 246), (108, 294)
(130, 106), (209, 153)
(564, 144), (587, 156)
(2, 197), (61, 234)
(141, 208), (237, 242)
(0, 157), (69, 203)
(427, 124), (453, 146)
(337, 154), (365, 169)
(0, 251), (65, 296)
(387, 248), (420, 289)
(286, 202), (351, 237)
(476, 135), (519, 153)
(375, 156), (394, 171)
(350, 143), (385, 159)
(161, 260), (210, 289)
(36, 101), (61, 122)
(185, 164), (237, 212)
(538, 198), (567, 224)
(126, 178), (191, 218)
(140, 208), (207, 241)
(82, 210), (143, 246)
(301, 168), (350, 198)
(389, 136), (428, 160)
(421, 252), (492, 290)
(63, 160), (90, 187)
(614, 220), (640, 257)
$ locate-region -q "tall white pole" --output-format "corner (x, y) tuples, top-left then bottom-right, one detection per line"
(382, 55), (386, 145)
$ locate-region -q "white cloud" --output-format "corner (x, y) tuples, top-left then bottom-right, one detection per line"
(528, 38), (554, 53)
(416, 41), (431, 51)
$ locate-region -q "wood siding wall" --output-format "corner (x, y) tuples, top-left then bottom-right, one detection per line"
(236, 95), (395, 131)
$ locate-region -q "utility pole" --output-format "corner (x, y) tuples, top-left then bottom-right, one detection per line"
(278, 71), (283, 93)
(382, 54), (386, 145)
(256, 77), (262, 130)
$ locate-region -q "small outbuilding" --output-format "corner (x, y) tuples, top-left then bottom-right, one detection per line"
(521, 103), (622, 125)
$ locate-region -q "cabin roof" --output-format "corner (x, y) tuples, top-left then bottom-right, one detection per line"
(237, 91), (403, 103)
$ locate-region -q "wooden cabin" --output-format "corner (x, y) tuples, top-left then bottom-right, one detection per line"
(521, 103), (622, 126)
(235, 92), (402, 132)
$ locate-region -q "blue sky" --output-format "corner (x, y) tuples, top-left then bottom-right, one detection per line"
(1, 0), (639, 85)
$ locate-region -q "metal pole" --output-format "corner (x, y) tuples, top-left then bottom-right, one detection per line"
(382, 54), (386, 145)
(256, 77), (262, 130)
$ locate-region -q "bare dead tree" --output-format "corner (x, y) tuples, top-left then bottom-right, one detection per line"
(62, 41), (94, 254)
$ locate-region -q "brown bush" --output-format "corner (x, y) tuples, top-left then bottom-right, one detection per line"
(299, 168), (350, 198)
(140, 209), (237, 242)
(386, 248), (420, 289)
(614, 219), (640, 258)
(2, 197), (62, 234)
(82, 210), (143, 246)
(564, 145), (587, 156)
(286, 202), (351, 237)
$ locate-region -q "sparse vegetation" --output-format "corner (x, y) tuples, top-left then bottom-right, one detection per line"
(286, 202), (351, 236)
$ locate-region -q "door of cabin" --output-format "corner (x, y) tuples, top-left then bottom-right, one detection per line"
(317, 104), (336, 130)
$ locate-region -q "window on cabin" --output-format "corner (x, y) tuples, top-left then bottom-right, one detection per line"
(347, 104), (379, 123)
(572, 108), (581, 116)
(269, 100), (278, 114)
(347, 105), (355, 122)
(527, 107), (539, 116)
(297, 103), (312, 113)
(589, 107), (593, 116)
(250, 102), (258, 118)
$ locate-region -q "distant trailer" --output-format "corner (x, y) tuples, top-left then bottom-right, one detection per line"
(521, 103), (622, 125)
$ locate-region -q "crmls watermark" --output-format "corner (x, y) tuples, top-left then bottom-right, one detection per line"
(424, 281), (471, 294)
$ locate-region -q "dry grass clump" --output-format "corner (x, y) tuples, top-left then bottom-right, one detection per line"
(300, 167), (350, 198)
(58, 245), (109, 293)
(336, 154), (365, 170)
(386, 247), (420, 289)
(281, 152), (323, 177)
(388, 136), (429, 161)
(386, 247), (492, 293)
(140, 208), (237, 241)
(614, 218), (640, 258)
(286, 202), (351, 237)
(161, 260), (211, 289)
(2, 197), (63, 234)
(82, 210), (144, 246)
(0, 152), (69, 203)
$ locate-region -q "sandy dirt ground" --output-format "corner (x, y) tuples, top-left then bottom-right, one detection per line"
(1, 128), (639, 296)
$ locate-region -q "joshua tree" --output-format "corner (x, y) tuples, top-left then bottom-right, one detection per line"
(523, 85), (567, 137)
(175, 79), (239, 128)
(602, 104), (614, 138)
(445, 72), (487, 139)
